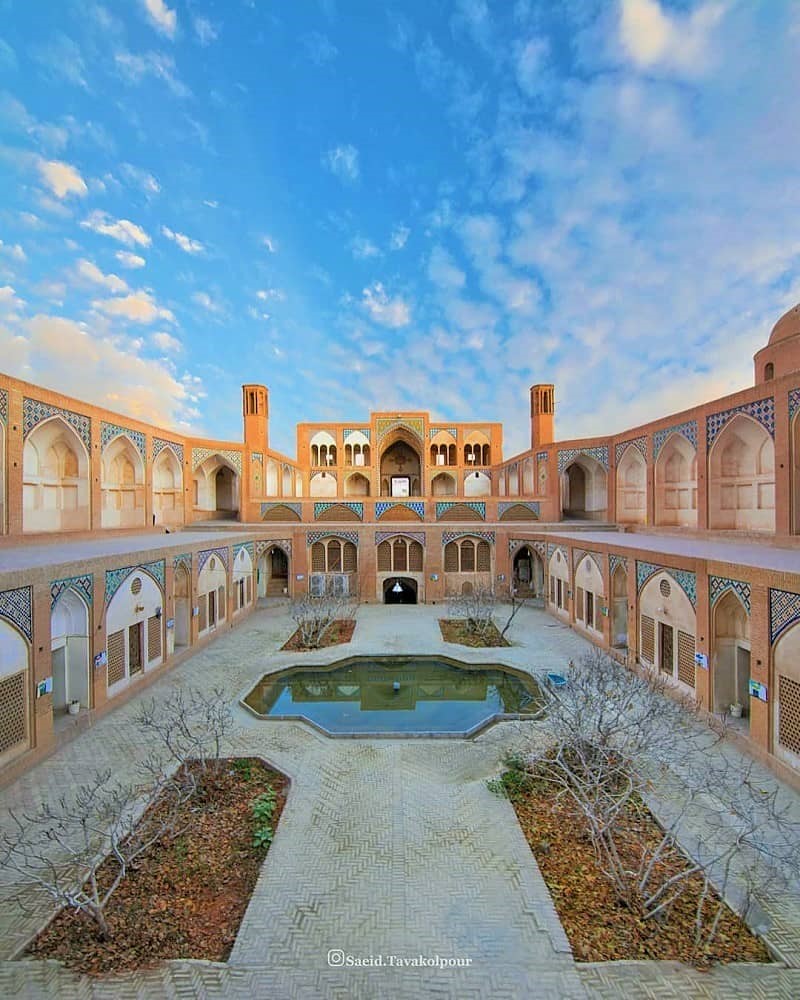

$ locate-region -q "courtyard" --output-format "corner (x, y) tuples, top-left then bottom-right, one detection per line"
(0, 602), (798, 999)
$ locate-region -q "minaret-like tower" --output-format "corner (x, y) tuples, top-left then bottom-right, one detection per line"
(242, 384), (269, 451)
(530, 384), (554, 449)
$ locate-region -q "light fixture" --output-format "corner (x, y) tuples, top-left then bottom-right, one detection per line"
(392, 580), (403, 593)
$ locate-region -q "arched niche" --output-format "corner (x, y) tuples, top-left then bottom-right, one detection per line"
(431, 472), (456, 496)
(106, 569), (164, 694)
(655, 433), (697, 528)
(611, 564), (628, 647)
(464, 471), (491, 497)
(153, 447), (183, 527)
(23, 416), (90, 533)
(616, 446), (646, 525)
(512, 544), (543, 597)
(522, 457), (535, 494)
(708, 414), (775, 532)
(193, 454), (239, 515)
(51, 587), (90, 711)
(639, 571), (696, 689)
(173, 561), (191, 648)
(548, 548), (569, 612)
(712, 591), (750, 720)
(233, 547), (254, 614)
(258, 545), (290, 598)
(197, 556), (227, 634)
(310, 471), (337, 497)
(561, 455), (607, 520)
(101, 435), (145, 529)
(344, 472), (370, 496)
(380, 436), (421, 497)
(0, 617), (30, 764)
(574, 554), (604, 630)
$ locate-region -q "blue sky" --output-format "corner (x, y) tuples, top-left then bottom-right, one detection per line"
(1, 0), (799, 458)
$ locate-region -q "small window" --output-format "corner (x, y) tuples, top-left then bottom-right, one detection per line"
(130, 577), (143, 595)
(764, 362), (774, 381)
(659, 579), (671, 599)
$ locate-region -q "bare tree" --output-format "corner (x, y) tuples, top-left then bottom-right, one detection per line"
(0, 769), (182, 940)
(447, 585), (498, 638)
(289, 587), (357, 649)
(515, 649), (800, 949)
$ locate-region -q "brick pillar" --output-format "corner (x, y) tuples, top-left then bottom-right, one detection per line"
(693, 566), (711, 710)
(31, 582), (55, 754)
(90, 569), (109, 711)
(90, 420), (103, 531)
(646, 436), (656, 527)
(6, 389), (24, 536)
(696, 418), (709, 532)
(773, 391), (791, 535)
(627, 559), (639, 665)
(749, 583), (771, 755)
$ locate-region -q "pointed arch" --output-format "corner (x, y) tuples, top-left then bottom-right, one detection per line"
(51, 586), (91, 711)
(23, 415), (90, 532)
(106, 568), (164, 693)
(574, 554), (604, 631)
(712, 590), (750, 719)
(380, 434), (421, 496)
(193, 454), (239, 515)
(431, 472), (457, 496)
(173, 560), (191, 648)
(310, 471), (337, 497)
(611, 563), (628, 647)
(522, 457), (535, 494)
(708, 413), (775, 531)
(344, 472), (370, 497)
(655, 433), (697, 527)
(153, 446), (183, 527)
(561, 455), (607, 519)
(639, 571), (695, 689)
(464, 471), (491, 497)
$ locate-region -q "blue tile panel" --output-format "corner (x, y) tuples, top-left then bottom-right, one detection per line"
(498, 501), (540, 518)
(436, 501), (486, 519)
(614, 436), (648, 465)
(557, 446), (609, 473)
(375, 530), (426, 545)
(709, 576), (751, 614)
(314, 502), (364, 520)
(706, 396), (775, 449)
(442, 530), (495, 545)
(770, 588), (800, 644)
(101, 421), (146, 460)
(375, 501), (425, 519)
(307, 530), (360, 546)
(197, 548), (230, 573)
(636, 560), (696, 607)
(50, 575), (93, 611)
(652, 420), (698, 459)
(23, 397), (91, 452)
(0, 586), (33, 641)
(153, 437), (185, 464)
(105, 560), (166, 603)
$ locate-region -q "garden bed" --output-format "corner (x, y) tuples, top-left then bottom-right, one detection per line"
(498, 765), (770, 968)
(281, 619), (356, 651)
(439, 619), (511, 647)
(27, 758), (288, 975)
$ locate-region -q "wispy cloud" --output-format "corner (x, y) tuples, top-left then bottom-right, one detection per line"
(162, 225), (204, 254)
(76, 258), (128, 294)
(261, 235), (278, 253)
(323, 144), (360, 183)
(619, 0), (724, 76)
(362, 282), (411, 328)
(0, 239), (26, 262)
(390, 225), (410, 251)
(192, 290), (222, 313)
(141, 0), (177, 39)
(115, 50), (190, 97)
(36, 158), (87, 198)
(32, 34), (88, 88)
(93, 290), (174, 323)
(351, 235), (381, 260)
(194, 17), (219, 46)
(120, 163), (161, 195)
(151, 330), (182, 352)
(115, 250), (146, 269)
(81, 210), (151, 247)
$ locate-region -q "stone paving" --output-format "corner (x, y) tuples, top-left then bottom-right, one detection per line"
(0, 604), (798, 998)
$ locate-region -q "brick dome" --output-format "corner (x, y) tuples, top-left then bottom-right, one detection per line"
(769, 304), (800, 344)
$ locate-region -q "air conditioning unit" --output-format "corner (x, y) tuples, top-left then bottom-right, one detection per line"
(309, 574), (326, 597)
(436, 454), (445, 465)
(355, 453), (365, 466)
(331, 574), (350, 596)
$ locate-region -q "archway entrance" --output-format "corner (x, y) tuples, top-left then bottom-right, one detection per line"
(173, 562), (191, 649)
(380, 439), (421, 497)
(512, 546), (542, 597)
(259, 546), (289, 597)
(50, 588), (90, 712)
(383, 577), (418, 604)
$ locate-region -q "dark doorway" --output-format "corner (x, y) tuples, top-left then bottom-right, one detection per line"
(384, 577), (418, 604)
(659, 622), (674, 676)
(128, 622), (143, 676)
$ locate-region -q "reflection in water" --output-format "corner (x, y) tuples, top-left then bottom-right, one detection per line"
(244, 656), (542, 733)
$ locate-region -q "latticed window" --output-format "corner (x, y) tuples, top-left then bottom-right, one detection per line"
(217, 585), (225, 620)
(107, 630), (126, 686)
(393, 539), (407, 572)
(576, 587), (585, 620)
(778, 675), (800, 756)
(444, 541), (459, 572)
(461, 541), (475, 572)
(377, 542), (391, 572)
(311, 542), (325, 572)
(147, 615), (161, 661)
(342, 541), (357, 572)
(677, 631), (695, 687)
(476, 540), (490, 571)
(311, 538), (358, 573)
(0, 670), (27, 756)
(641, 615), (655, 663)
(328, 540), (342, 571)
(409, 541), (423, 571)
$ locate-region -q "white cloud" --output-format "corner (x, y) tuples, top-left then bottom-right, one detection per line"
(194, 17), (218, 45)
(162, 225), (204, 254)
(142, 0), (177, 39)
(36, 158), (88, 199)
(93, 290), (174, 324)
(115, 250), (146, 269)
(0, 240), (26, 262)
(0, 284), (24, 314)
(115, 51), (189, 97)
(151, 330), (182, 352)
(6, 313), (203, 428)
(192, 290), (221, 312)
(362, 282), (411, 328)
(256, 288), (285, 302)
(619, 0), (724, 75)
(323, 144), (360, 183)
(390, 225), (410, 251)
(261, 235), (278, 253)
(203, 199), (219, 208)
(427, 246), (466, 290)
(351, 236), (381, 260)
(120, 163), (161, 195)
(81, 211), (151, 247)
(515, 37), (549, 96)
(76, 258), (129, 294)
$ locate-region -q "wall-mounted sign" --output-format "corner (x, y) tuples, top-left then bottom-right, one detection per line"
(166, 618), (175, 629)
(94, 650), (107, 670)
(430, 573), (439, 582)
(192, 606), (200, 617)
(694, 652), (709, 669)
(600, 606), (609, 617)
(749, 679), (768, 702)
(496, 573), (506, 582)
(36, 677), (53, 698)
(296, 574), (305, 581)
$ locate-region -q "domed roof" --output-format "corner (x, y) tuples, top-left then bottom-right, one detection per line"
(769, 304), (800, 345)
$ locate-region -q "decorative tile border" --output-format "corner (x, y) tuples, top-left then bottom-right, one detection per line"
(706, 396), (775, 449)
(101, 421), (146, 460)
(251, 451), (263, 463)
(153, 437), (185, 465)
(191, 447), (242, 474)
(636, 560), (696, 607)
(260, 502), (302, 519)
(234, 541), (255, 562)
(498, 501), (540, 518)
(376, 530), (426, 545)
(429, 426), (457, 440)
(375, 417), (424, 443)
(197, 547), (229, 574)
(314, 502), (364, 520)
(0, 586), (33, 641)
(614, 436), (647, 465)
(769, 588), (800, 645)
(375, 501), (425, 519)
(508, 538), (546, 558)
(574, 550), (602, 575)
(255, 539), (292, 559)
(307, 530), (360, 546)
(23, 397), (91, 452)
(343, 428), (371, 442)
(442, 530), (495, 546)
(536, 451), (548, 463)
(609, 553), (628, 576)
(105, 559), (166, 604)
(653, 420), (697, 459)
(709, 576), (751, 614)
(0, 387), (7, 424)
(436, 501), (486, 519)
(173, 552), (192, 575)
(50, 574), (93, 611)
(557, 445), (609, 473)
(789, 388), (800, 423)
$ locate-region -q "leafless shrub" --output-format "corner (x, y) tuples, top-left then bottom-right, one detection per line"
(447, 585), (497, 637)
(289, 589), (357, 648)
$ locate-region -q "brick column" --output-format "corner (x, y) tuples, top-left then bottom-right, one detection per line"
(773, 390), (791, 535)
(693, 565), (711, 710)
(31, 582), (55, 754)
(6, 389), (24, 536)
(749, 583), (771, 755)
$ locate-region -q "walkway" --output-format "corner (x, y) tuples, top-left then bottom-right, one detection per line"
(0, 605), (798, 998)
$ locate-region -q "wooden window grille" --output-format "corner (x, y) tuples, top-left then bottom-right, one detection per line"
(343, 541), (357, 572)
(576, 587), (585, 620)
(778, 675), (800, 756)
(677, 631), (695, 688)
(641, 615), (655, 663)
(393, 539), (408, 572)
(461, 541), (475, 572)
(328, 540), (342, 572)
(311, 542), (325, 572)
(199, 600), (208, 632)
(444, 542), (459, 572)
(409, 541), (423, 572)
(107, 629), (126, 686)
(0, 670), (27, 756)
(476, 540), (490, 572)
(377, 542), (391, 572)
(147, 615), (161, 661)
(217, 585), (225, 620)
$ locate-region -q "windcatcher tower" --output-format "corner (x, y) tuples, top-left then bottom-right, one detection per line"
(530, 384), (554, 449)
(243, 384), (269, 452)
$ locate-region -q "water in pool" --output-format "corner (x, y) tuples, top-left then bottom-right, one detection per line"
(243, 655), (543, 735)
